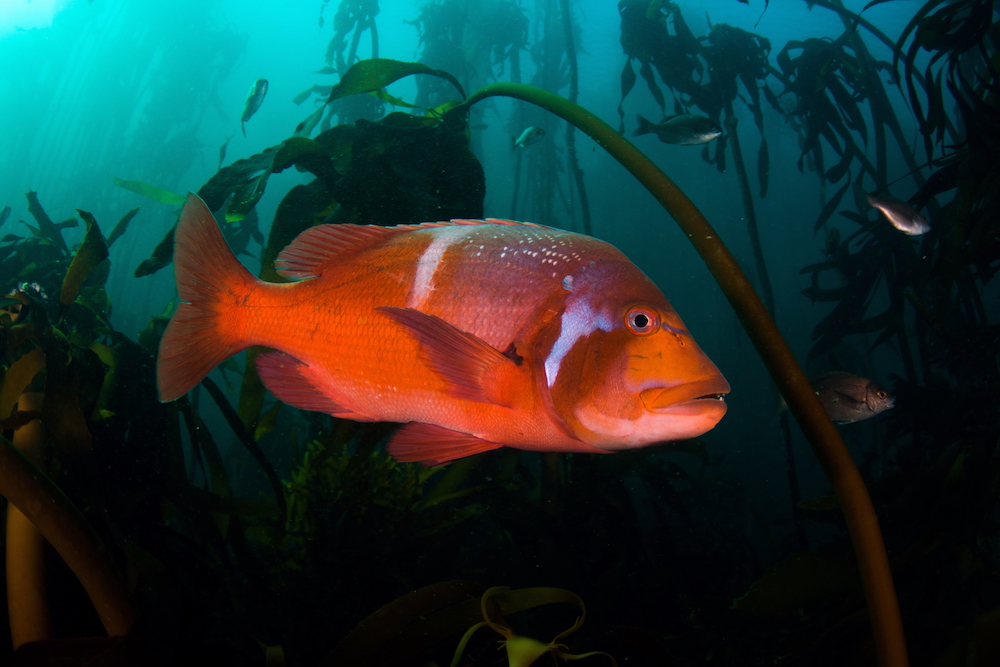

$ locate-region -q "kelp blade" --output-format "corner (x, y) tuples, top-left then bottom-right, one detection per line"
(59, 211), (108, 321)
(113, 177), (185, 206)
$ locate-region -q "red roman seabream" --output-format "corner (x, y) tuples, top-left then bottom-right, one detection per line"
(157, 194), (730, 465)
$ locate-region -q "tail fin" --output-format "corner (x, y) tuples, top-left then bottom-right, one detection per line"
(632, 114), (653, 137)
(157, 194), (258, 401)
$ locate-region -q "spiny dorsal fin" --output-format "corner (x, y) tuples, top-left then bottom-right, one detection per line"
(275, 219), (552, 280)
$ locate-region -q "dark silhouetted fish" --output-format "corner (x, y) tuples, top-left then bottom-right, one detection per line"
(811, 372), (895, 424)
(241, 78), (269, 136)
(633, 114), (722, 145)
(513, 126), (545, 149)
(294, 106), (325, 138)
(0, 206), (10, 228)
(866, 194), (930, 235)
(218, 134), (234, 170)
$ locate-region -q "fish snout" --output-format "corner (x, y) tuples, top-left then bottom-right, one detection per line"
(640, 377), (731, 415)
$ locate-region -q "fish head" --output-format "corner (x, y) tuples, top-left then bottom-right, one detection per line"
(695, 117), (724, 140)
(864, 381), (895, 415)
(693, 127), (723, 144)
(543, 261), (729, 450)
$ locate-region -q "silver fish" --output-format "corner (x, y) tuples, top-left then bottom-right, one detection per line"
(513, 126), (545, 149)
(633, 114), (722, 145)
(866, 194), (930, 236)
(811, 372), (895, 424)
(241, 78), (269, 136)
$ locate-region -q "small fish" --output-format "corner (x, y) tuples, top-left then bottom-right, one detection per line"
(241, 78), (269, 136)
(633, 114), (722, 145)
(218, 134), (234, 170)
(294, 106), (325, 138)
(0, 205), (11, 228)
(513, 126), (545, 149)
(811, 372), (895, 424)
(866, 194), (930, 236)
(17, 282), (47, 300)
(158, 194), (730, 466)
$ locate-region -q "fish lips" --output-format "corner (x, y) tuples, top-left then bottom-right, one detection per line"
(640, 377), (731, 416)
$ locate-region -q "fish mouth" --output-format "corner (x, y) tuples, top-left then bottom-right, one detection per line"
(640, 378), (731, 416)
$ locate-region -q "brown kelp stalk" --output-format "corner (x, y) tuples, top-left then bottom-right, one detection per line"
(0, 434), (136, 637)
(448, 82), (909, 667)
(6, 391), (52, 648)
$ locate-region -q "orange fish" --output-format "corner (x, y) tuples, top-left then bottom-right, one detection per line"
(157, 194), (730, 465)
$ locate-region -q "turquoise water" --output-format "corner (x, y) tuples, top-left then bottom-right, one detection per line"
(0, 1), (996, 664)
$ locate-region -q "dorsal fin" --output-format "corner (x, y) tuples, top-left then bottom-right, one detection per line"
(275, 224), (405, 279)
(275, 219), (553, 280)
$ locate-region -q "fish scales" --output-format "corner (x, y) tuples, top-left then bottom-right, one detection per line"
(158, 194), (730, 465)
(409, 226), (598, 347)
(256, 227), (612, 441)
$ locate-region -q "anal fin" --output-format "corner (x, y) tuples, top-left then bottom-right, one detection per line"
(387, 422), (504, 466)
(256, 351), (372, 420)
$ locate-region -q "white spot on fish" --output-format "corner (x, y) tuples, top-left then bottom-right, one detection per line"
(545, 299), (614, 387)
(407, 226), (478, 308)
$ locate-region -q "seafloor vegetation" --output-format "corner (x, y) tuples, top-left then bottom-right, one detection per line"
(0, 0), (997, 665)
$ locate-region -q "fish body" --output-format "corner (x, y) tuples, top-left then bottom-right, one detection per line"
(218, 134), (234, 170)
(157, 195), (730, 466)
(633, 114), (722, 145)
(513, 126), (546, 149)
(866, 194), (930, 235)
(294, 106), (325, 138)
(811, 372), (894, 424)
(0, 205), (10, 228)
(241, 78), (269, 136)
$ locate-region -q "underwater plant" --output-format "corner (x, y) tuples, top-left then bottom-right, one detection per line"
(1, 198), (136, 650)
(617, 1), (777, 315)
(450, 586), (616, 667)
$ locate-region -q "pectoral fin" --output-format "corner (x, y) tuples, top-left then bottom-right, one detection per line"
(376, 306), (521, 406)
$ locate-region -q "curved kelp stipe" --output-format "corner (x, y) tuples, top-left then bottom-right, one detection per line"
(445, 82), (909, 667)
(0, 435), (136, 637)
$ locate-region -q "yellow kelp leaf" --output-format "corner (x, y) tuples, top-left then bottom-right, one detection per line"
(113, 177), (185, 206)
(504, 635), (554, 667)
(89, 342), (116, 420)
(59, 210), (108, 321)
(0, 346), (45, 421)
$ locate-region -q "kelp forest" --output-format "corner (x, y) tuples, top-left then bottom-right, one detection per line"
(0, 0), (998, 665)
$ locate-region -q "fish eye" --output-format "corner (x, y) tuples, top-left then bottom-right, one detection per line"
(876, 390), (888, 399)
(625, 307), (659, 335)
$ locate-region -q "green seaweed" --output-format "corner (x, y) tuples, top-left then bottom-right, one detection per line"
(112, 177), (185, 206)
